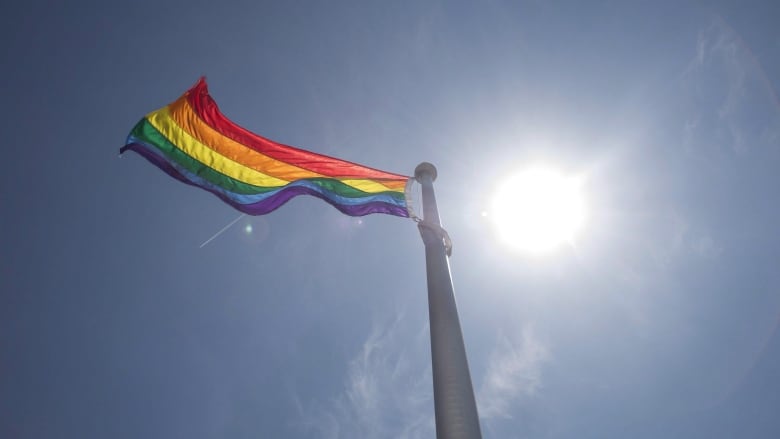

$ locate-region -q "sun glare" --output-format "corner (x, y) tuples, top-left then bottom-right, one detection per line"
(490, 167), (586, 253)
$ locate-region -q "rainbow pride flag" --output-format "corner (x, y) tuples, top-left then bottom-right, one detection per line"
(121, 79), (412, 217)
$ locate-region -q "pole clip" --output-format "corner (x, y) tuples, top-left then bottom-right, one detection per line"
(417, 220), (453, 257)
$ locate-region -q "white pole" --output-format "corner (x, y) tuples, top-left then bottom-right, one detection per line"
(415, 162), (482, 439)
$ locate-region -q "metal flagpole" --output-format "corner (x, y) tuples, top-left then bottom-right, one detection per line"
(415, 162), (483, 439)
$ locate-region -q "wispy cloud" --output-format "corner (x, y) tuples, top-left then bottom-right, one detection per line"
(478, 326), (549, 420)
(296, 314), (434, 439)
(682, 19), (780, 157)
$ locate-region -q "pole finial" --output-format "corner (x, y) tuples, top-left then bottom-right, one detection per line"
(414, 162), (437, 183)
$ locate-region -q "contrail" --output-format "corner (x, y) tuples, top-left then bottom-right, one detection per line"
(199, 213), (246, 248)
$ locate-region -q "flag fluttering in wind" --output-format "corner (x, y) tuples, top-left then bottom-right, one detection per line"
(121, 78), (412, 217)
(122, 79), (483, 438)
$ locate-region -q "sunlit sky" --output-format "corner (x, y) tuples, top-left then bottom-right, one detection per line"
(2, 1), (780, 438)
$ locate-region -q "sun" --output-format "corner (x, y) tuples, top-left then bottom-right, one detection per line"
(489, 166), (586, 253)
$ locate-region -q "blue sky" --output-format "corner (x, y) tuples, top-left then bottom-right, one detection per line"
(2, 0), (779, 437)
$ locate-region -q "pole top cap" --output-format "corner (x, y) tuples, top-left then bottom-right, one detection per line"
(414, 162), (438, 183)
